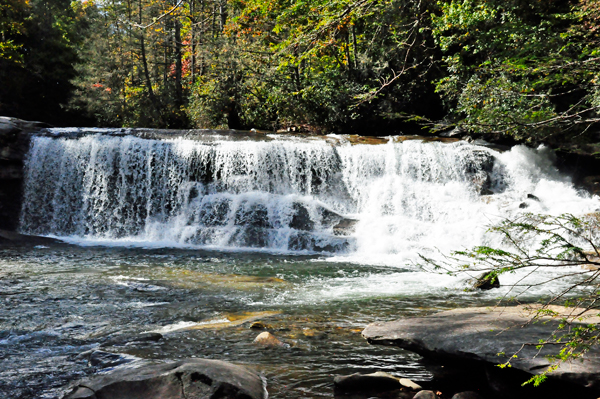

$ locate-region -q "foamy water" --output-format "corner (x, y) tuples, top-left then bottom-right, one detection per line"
(21, 134), (599, 263)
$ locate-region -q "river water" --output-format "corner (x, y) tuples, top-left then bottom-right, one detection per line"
(1, 131), (599, 398)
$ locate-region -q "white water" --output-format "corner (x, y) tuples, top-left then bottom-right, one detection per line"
(21, 133), (599, 268)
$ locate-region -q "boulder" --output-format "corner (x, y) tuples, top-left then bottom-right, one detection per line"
(63, 358), (267, 399)
(413, 390), (440, 399)
(362, 305), (600, 392)
(253, 332), (288, 348)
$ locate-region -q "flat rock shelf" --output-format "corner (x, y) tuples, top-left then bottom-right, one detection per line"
(362, 305), (600, 393)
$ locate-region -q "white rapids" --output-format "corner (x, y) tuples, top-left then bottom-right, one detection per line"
(20, 133), (599, 266)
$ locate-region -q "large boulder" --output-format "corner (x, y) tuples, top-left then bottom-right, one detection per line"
(362, 305), (600, 393)
(64, 358), (267, 399)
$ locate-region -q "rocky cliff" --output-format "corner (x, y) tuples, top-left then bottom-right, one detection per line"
(0, 117), (50, 230)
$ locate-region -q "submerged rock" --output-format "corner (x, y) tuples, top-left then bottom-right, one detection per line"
(64, 358), (267, 399)
(333, 371), (421, 393)
(100, 332), (163, 347)
(152, 311), (281, 333)
(362, 305), (600, 392)
(88, 350), (137, 368)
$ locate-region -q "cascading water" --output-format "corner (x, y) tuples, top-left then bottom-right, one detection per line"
(20, 132), (599, 261)
(6, 130), (600, 399)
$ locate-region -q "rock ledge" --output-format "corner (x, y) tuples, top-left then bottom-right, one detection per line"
(362, 305), (600, 392)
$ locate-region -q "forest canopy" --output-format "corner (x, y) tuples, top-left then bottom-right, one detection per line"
(1, 0), (600, 143)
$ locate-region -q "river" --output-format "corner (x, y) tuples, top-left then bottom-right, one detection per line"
(1, 131), (598, 398)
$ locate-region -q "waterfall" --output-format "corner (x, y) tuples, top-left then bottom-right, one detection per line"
(20, 132), (599, 259)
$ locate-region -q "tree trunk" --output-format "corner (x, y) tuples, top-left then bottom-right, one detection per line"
(175, 18), (183, 105)
(190, 0), (196, 84)
(138, 0), (159, 114)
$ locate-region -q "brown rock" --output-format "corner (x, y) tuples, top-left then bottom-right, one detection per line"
(253, 332), (288, 348)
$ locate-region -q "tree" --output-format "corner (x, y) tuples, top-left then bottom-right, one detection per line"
(430, 0), (600, 144)
(420, 212), (600, 385)
(0, 0), (88, 125)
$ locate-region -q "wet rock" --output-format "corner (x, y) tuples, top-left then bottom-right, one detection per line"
(289, 203), (314, 231)
(413, 390), (440, 399)
(234, 203), (271, 229)
(66, 387), (96, 399)
(0, 117), (50, 231)
(439, 127), (467, 138)
(451, 392), (485, 399)
(333, 371), (404, 392)
(230, 226), (270, 248)
(88, 350), (137, 368)
(253, 332), (288, 348)
(333, 218), (358, 236)
(100, 332), (163, 347)
(362, 305), (600, 391)
(64, 358), (267, 399)
(462, 149), (495, 195)
(0, 229), (64, 248)
(519, 202), (529, 209)
(400, 378), (422, 391)
(194, 198), (230, 226)
(288, 230), (352, 253)
(582, 175), (600, 196)
(249, 321), (272, 330)
(153, 311), (281, 333)
(471, 272), (499, 290)
(526, 194), (540, 201)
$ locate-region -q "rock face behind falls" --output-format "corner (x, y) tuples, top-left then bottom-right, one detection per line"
(362, 305), (600, 392)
